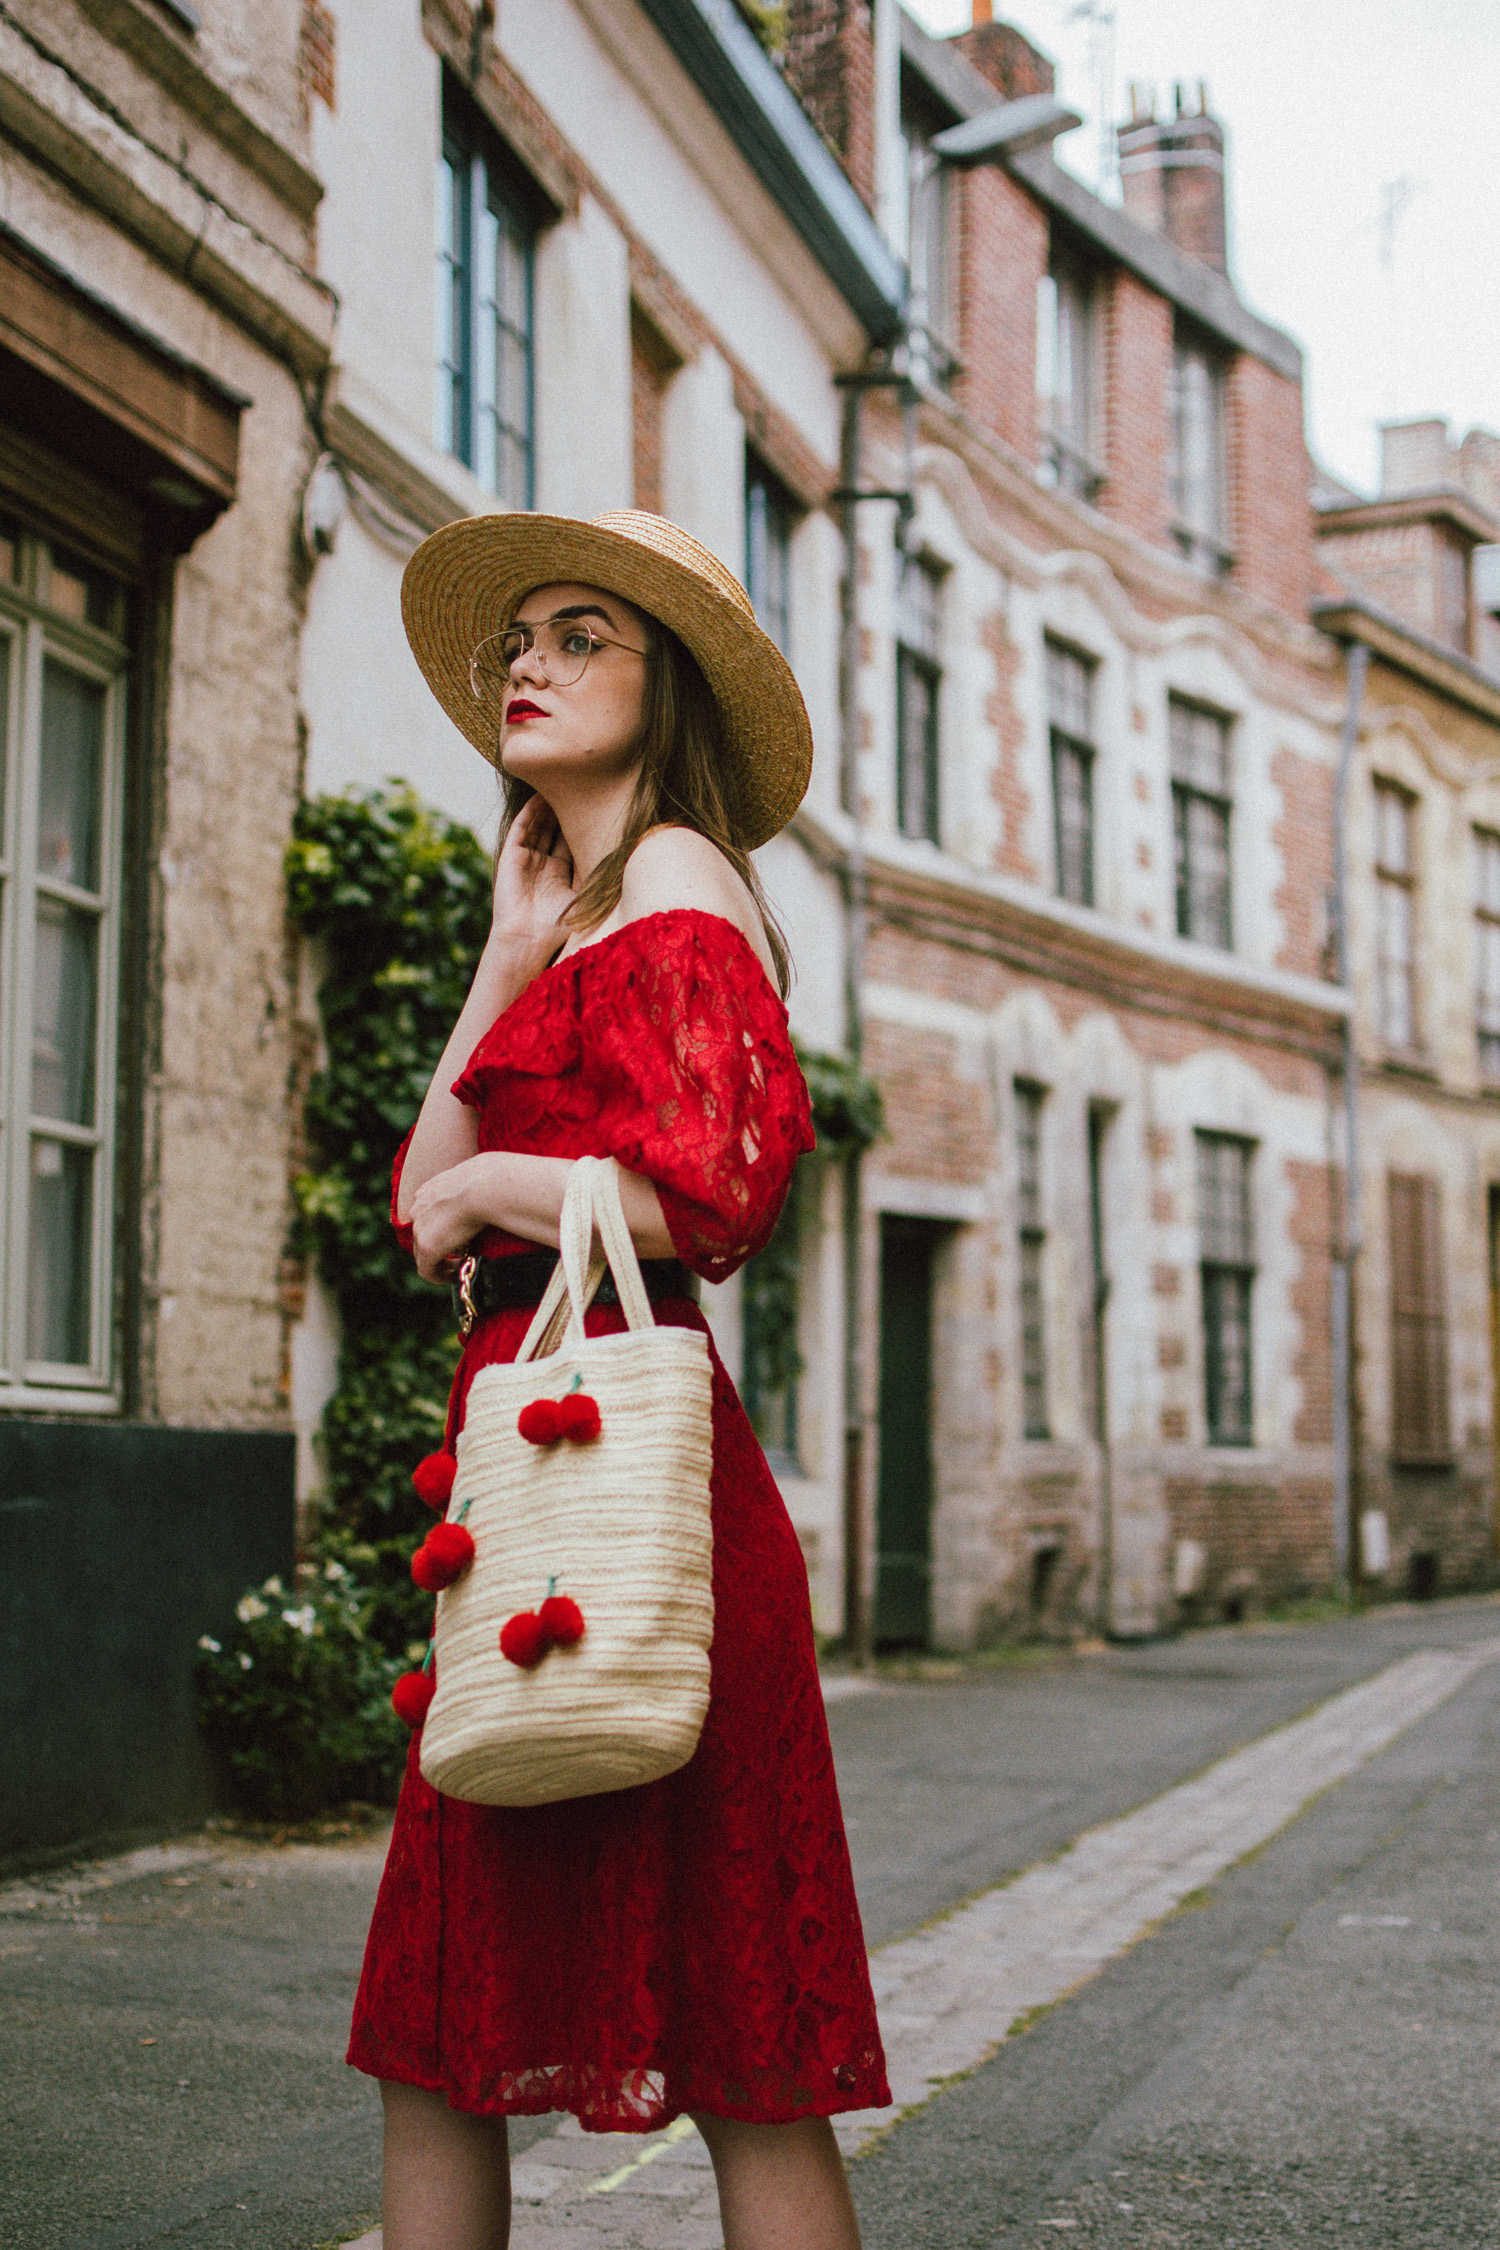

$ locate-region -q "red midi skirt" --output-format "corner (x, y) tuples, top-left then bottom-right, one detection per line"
(347, 1296), (890, 2133)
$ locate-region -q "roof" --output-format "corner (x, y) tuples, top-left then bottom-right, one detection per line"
(633, 0), (906, 344)
(899, 7), (1302, 382)
(1314, 594), (1500, 726)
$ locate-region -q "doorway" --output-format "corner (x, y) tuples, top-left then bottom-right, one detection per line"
(875, 1215), (942, 1648)
(1489, 1186), (1500, 1558)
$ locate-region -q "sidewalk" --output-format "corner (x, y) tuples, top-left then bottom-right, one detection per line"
(4, 1595), (1497, 2250)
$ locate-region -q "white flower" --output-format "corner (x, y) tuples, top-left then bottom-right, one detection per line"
(238, 1653), (253, 1670)
(197, 1635), (221, 1654)
(281, 1605), (318, 1636)
(323, 1560), (349, 1583)
(235, 1594), (268, 1623)
(261, 1574), (285, 1598)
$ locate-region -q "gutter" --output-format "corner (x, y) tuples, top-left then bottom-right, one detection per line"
(632, 0), (906, 343)
(1313, 597), (1500, 725)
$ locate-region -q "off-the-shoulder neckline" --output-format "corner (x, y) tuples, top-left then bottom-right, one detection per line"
(474, 908), (782, 1050)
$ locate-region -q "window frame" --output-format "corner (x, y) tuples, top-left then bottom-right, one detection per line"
(744, 452), (797, 658)
(1196, 1131), (1255, 1447)
(1037, 246), (1101, 502)
(1474, 825), (1500, 1084)
(1373, 779), (1418, 1053)
(435, 84), (538, 508)
(895, 552), (944, 846)
(1169, 324), (1232, 578)
(0, 533), (129, 1407)
(1170, 695), (1234, 951)
(1045, 637), (1097, 907)
(1015, 1079), (1050, 1440)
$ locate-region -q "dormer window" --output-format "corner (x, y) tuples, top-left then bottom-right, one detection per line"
(1170, 324), (1231, 577)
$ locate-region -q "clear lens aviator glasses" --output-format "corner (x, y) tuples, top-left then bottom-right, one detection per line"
(468, 616), (647, 704)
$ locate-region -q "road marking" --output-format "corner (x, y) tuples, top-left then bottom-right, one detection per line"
(339, 1636), (1500, 2242)
(585, 2113), (698, 2193)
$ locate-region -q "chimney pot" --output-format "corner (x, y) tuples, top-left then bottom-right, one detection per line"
(1118, 87), (1228, 273)
(973, 0), (993, 23)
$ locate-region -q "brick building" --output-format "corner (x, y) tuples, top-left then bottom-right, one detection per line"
(0, 0), (334, 1859)
(771, 4), (1360, 1643)
(1315, 417), (1500, 1600)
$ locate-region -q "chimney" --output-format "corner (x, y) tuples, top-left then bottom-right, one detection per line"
(782, 1), (877, 213)
(1117, 81), (1227, 273)
(1380, 418), (1452, 498)
(953, 14), (1055, 101)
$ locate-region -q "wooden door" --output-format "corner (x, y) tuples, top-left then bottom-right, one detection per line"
(876, 1216), (939, 1648)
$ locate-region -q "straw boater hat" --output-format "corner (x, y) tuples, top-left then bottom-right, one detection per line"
(401, 509), (813, 852)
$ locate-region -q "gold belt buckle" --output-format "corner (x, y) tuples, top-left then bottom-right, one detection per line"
(455, 1254), (479, 1340)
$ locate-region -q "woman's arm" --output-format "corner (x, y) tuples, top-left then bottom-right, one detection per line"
(397, 795), (575, 1223)
(406, 826), (759, 1282)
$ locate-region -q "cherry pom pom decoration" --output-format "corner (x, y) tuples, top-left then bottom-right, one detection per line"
(412, 1451), (456, 1510)
(499, 1609), (549, 1669)
(518, 1393), (601, 1445)
(392, 1670), (435, 1729)
(517, 1398), (561, 1446)
(411, 1520), (476, 1592)
(537, 1593), (586, 1648)
(553, 1393), (602, 1443)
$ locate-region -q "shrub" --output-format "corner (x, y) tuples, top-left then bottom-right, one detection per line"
(195, 1564), (413, 1821)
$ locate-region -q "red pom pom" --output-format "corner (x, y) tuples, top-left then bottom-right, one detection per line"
(412, 1452), (456, 1510)
(555, 1392), (602, 1443)
(518, 1398), (561, 1446)
(500, 1609), (548, 1668)
(411, 1521), (476, 1592)
(392, 1670), (435, 1729)
(538, 1593), (585, 1648)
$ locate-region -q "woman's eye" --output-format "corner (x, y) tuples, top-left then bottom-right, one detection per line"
(559, 629), (592, 658)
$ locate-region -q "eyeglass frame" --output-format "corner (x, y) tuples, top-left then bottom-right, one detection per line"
(468, 611), (651, 703)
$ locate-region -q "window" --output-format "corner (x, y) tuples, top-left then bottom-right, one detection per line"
(1016, 1082), (1048, 1438)
(899, 99), (955, 387)
(1046, 639), (1096, 906)
(1475, 828), (1500, 1083)
(0, 526), (127, 1396)
(745, 454), (796, 656)
(1170, 328), (1230, 575)
(1170, 697), (1232, 948)
(740, 1189), (801, 1466)
(1197, 1133), (1254, 1445)
(896, 555), (943, 844)
(1374, 781), (1417, 1050)
(1388, 1172), (1451, 1462)
(436, 88), (536, 505)
(1086, 1104), (1111, 1444)
(1037, 252), (1099, 500)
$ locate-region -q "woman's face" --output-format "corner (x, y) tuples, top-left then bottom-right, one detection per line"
(499, 581), (651, 794)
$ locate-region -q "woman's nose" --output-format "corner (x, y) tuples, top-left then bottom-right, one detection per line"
(509, 636), (549, 689)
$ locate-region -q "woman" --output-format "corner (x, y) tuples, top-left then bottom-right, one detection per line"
(348, 510), (889, 2250)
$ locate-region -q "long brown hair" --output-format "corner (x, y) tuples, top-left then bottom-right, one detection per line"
(500, 611), (792, 996)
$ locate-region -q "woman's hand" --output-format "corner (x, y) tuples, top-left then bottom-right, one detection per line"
(491, 794), (576, 978)
(408, 1155), (506, 1283)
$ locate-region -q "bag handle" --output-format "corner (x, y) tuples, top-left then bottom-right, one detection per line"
(514, 1157), (656, 1363)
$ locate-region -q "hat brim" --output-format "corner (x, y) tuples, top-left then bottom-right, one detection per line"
(400, 512), (813, 852)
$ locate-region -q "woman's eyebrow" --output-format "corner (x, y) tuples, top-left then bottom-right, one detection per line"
(534, 603), (615, 625)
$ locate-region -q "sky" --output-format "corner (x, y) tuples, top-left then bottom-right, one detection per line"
(905, 0), (1500, 497)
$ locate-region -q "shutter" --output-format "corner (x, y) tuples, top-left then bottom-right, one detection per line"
(1389, 1173), (1452, 1462)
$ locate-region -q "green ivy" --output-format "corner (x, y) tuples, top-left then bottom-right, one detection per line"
(795, 1039), (886, 1160)
(733, 0), (789, 57)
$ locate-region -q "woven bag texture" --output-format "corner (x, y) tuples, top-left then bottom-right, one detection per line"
(419, 1159), (714, 1807)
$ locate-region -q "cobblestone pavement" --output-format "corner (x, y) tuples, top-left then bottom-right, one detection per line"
(4, 1596), (1498, 2249)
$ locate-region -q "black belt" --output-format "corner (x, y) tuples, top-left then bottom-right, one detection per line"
(454, 1249), (697, 1337)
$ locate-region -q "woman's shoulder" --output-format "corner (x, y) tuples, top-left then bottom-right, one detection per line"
(618, 827), (775, 979)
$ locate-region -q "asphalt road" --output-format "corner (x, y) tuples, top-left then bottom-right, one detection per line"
(2, 1594), (1496, 2249)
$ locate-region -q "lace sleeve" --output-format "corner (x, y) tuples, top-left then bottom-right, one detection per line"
(583, 913), (814, 1283)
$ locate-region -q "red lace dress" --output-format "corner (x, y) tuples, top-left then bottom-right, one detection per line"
(347, 910), (889, 2133)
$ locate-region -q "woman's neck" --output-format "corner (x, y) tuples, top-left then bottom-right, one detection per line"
(538, 768), (641, 890)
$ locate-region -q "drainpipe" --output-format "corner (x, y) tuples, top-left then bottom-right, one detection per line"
(873, 0), (903, 256)
(1331, 639), (1368, 1596)
(837, 381), (871, 1665)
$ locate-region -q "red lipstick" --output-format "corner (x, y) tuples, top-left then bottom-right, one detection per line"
(505, 699), (545, 724)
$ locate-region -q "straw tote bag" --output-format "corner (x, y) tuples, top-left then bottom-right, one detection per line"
(419, 1156), (715, 1807)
